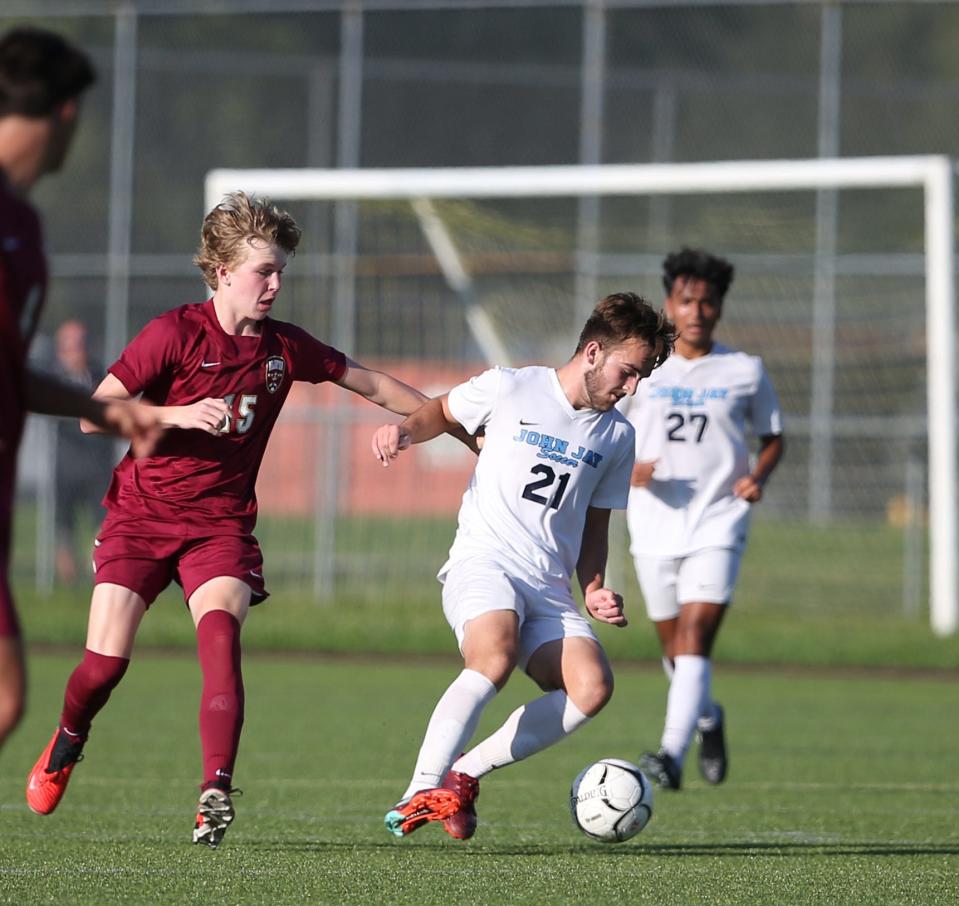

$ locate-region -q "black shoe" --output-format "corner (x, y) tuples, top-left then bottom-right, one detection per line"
(698, 704), (728, 784)
(639, 749), (681, 790)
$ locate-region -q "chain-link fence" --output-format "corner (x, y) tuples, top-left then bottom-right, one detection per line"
(9, 1), (958, 625)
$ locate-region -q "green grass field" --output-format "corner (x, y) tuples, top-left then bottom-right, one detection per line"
(15, 579), (959, 671)
(0, 652), (956, 905)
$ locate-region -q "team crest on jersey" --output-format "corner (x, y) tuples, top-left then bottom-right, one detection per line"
(264, 356), (286, 393)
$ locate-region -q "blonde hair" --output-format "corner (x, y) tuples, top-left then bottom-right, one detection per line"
(193, 191), (301, 290)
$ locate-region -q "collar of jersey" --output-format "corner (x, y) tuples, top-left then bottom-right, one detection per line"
(203, 297), (269, 347)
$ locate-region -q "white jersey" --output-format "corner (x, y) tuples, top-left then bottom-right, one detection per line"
(440, 366), (635, 587)
(622, 343), (782, 558)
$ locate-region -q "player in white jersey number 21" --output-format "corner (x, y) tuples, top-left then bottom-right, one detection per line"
(621, 249), (785, 792)
(372, 292), (676, 840)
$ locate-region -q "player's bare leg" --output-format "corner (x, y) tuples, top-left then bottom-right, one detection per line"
(386, 610), (516, 838)
(188, 577), (250, 848)
(526, 635), (614, 717)
(84, 583), (149, 658)
(26, 583), (144, 814)
(0, 636), (26, 748)
(642, 602), (727, 789)
(445, 637), (611, 839)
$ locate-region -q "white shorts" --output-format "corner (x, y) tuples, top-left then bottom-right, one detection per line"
(441, 560), (598, 671)
(634, 548), (741, 622)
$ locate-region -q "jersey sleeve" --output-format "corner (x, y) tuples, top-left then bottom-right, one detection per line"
(749, 360), (784, 436)
(108, 313), (182, 395)
(589, 422), (635, 510)
(282, 324), (347, 384)
(446, 367), (505, 434)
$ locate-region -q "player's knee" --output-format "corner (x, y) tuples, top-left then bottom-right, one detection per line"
(462, 620), (520, 689)
(464, 647), (517, 690)
(567, 670), (613, 717)
(463, 639), (519, 689)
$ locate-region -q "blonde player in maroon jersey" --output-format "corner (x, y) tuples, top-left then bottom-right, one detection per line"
(0, 29), (161, 759)
(25, 190), (452, 848)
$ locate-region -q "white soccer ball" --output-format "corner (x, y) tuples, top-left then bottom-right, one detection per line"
(569, 757), (653, 843)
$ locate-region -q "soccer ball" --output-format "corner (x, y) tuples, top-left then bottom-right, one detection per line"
(569, 758), (653, 843)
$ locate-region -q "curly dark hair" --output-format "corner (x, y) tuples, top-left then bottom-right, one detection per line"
(662, 248), (734, 300)
(0, 28), (95, 118)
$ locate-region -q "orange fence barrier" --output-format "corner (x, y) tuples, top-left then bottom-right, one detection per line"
(256, 361), (483, 516)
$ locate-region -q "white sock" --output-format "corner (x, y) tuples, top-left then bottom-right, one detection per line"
(401, 669), (497, 801)
(661, 655), (675, 682)
(660, 655), (711, 766)
(453, 690), (590, 780)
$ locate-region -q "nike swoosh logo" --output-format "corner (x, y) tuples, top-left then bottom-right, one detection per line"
(519, 419), (538, 426)
(201, 361), (221, 368)
(249, 570), (263, 579)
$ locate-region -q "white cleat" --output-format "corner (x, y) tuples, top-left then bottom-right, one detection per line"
(192, 787), (237, 849)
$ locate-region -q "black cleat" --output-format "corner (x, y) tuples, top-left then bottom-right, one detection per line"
(639, 749), (681, 790)
(698, 704), (728, 784)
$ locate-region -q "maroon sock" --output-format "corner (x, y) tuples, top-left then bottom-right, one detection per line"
(60, 649), (130, 739)
(196, 610), (244, 791)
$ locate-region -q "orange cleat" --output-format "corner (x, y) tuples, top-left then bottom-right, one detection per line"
(384, 787), (461, 837)
(442, 768), (480, 840)
(25, 728), (85, 816)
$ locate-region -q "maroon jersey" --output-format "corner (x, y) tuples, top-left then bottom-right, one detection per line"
(104, 299), (346, 534)
(0, 175), (48, 634)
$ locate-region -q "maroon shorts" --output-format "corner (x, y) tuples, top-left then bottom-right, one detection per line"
(92, 516), (268, 608)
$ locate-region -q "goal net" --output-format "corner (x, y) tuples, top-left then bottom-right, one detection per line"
(206, 157), (957, 636)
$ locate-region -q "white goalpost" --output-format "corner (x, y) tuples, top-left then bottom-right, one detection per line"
(206, 156), (957, 636)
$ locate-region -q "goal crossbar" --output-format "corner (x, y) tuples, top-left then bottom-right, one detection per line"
(205, 155), (957, 636)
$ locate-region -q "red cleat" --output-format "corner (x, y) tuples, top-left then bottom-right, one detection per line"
(26, 728), (85, 816)
(385, 787), (461, 837)
(442, 768), (480, 840)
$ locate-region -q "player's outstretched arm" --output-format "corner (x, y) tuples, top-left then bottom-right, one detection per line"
(24, 367), (164, 457)
(732, 433), (785, 502)
(337, 358), (427, 415)
(339, 358), (480, 455)
(577, 506), (627, 627)
(372, 395), (462, 467)
(78, 373), (229, 437)
(24, 367), (117, 425)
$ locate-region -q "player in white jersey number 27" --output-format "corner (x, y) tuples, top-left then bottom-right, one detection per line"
(621, 249), (785, 791)
(372, 292), (676, 841)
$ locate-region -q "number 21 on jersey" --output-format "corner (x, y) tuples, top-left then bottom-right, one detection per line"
(522, 464), (571, 510)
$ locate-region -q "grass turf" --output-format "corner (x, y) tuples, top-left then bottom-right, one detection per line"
(0, 652), (956, 904)
(15, 580), (959, 670)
